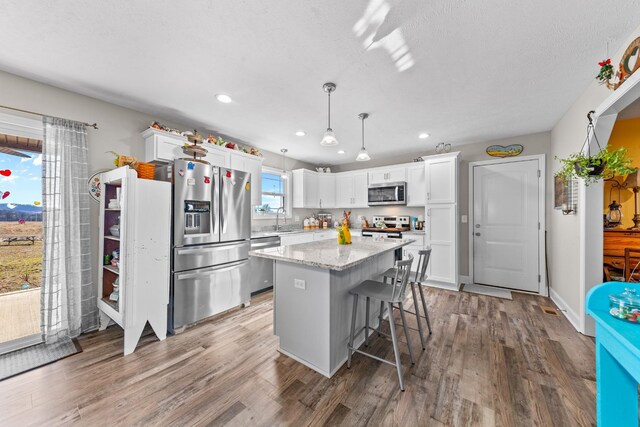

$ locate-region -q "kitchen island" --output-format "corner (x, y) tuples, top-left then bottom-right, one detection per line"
(250, 236), (415, 377)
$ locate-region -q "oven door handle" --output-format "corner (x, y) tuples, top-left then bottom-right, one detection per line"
(175, 260), (248, 281)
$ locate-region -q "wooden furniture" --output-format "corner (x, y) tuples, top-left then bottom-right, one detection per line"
(587, 282), (640, 426)
(97, 166), (171, 355)
(603, 229), (640, 281)
(624, 248), (640, 282)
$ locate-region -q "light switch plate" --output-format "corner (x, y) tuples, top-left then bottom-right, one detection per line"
(461, 215), (468, 223)
(295, 215), (300, 222)
(294, 279), (306, 290)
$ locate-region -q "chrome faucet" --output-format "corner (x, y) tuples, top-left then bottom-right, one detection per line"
(275, 207), (286, 231)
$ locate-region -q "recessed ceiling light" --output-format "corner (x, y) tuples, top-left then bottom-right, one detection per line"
(216, 94), (233, 103)
(419, 133), (430, 139)
(295, 131), (306, 136)
(337, 150), (345, 154)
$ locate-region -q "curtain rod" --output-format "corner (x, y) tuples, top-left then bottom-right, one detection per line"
(0, 104), (98, 129)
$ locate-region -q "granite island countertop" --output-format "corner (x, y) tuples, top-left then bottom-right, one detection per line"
(249, 236), (415, 271)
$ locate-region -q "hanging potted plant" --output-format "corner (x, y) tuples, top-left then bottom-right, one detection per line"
(555, 111), (636, 185)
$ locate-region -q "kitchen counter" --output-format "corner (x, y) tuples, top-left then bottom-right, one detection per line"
(249, 236), (414, 271)
(251, 228), (327, 239)
(255, 236), (414, 378)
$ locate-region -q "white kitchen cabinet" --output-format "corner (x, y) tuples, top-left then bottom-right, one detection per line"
(97, 167), (171, 355)
(424, 153), (458, 204)
(317, 174), (336, 209)
(368, 166), (407, 185)
(292, 169), (319, 208)
(425, 205), (457, 283)
(335, 171), (368, 208)
(280, 232), (314, 246)
(142, 128), (187, 164)
(402, 233), (426, 274)
(406, 164), (426, 206)
(229, 152), (264, 206)
(205, 147), (231, 168)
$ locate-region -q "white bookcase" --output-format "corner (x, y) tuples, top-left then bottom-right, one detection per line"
(97, 166), (171, 355)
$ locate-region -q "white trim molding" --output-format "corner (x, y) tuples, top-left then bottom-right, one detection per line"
(550, 287), (582, 334)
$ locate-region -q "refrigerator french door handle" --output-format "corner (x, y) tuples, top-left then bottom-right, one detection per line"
(175, 260), (248, 281)
(214, 168), (221, 238)
(176, 242), (247, 255)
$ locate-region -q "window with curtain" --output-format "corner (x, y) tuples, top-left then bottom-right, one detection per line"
(254, 167), (291, 218)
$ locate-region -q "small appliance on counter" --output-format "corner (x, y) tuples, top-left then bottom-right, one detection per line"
(170, 158), (252, 333)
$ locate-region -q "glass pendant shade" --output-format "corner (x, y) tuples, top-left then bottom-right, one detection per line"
(320, 128), (338, 146)
(356, 148), (371, 162)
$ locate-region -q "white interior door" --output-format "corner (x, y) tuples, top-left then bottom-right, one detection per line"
(473, 159), (539, 292)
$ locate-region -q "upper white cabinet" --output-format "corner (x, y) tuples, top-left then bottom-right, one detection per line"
(292, 169), (319, 208)
(230, 153), (263, 206)
(142, 128), (264, 205)
(335, 171), (368, 208)
(317, 174), (336, 209)
(406, 164), (426, 207)
(368, 166), (406, 185)
(424, 154), (458, 204)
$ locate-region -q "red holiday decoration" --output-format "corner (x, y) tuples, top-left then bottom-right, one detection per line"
(0, 169), (11, 177)
(1, 191), (9, 199)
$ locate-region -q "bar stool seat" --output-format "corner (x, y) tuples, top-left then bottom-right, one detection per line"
(380, 249), (432, 350)
(347, 255), (414, 391)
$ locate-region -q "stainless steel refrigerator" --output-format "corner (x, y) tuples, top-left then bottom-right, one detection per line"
(170, 158), (251, 332)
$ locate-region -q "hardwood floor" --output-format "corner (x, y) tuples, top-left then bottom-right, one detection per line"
(0, 287), (597, 426)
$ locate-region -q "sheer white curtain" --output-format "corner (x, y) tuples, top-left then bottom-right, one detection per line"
(41, 117), (92, 343)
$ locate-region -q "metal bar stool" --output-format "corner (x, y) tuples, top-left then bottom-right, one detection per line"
(347, 255), (414, 391)
(379, 249), (432, 350)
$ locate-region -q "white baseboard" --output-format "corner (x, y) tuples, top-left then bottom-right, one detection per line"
(549, 287), (582, 333)
(422, 279), (461, 292)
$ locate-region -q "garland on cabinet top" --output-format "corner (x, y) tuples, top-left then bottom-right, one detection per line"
(149, 122), (262, 157)
(596, 36), (640, 90)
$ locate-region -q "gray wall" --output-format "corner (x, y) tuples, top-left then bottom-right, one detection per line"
(333, 132), (552, 277)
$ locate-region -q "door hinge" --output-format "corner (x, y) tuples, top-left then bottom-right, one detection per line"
(538, 222), (540, 230)
(538, 274), (541, 283)
(537, 170), (541, 178)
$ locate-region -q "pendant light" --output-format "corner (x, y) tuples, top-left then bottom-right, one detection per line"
(280, 148), (288, 179)
(320, 82), (339, 146)
(356, 113), (371, 161)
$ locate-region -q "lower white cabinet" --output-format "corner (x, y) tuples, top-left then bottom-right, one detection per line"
(425, 204), (457, 285)
(402, 233), (425, 273)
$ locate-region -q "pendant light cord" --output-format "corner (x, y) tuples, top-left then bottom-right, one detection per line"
(361, 116), (365, 149)
(327, 92), (331, 129)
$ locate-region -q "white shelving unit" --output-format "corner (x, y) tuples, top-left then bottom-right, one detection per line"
(97, 166), (171, 355)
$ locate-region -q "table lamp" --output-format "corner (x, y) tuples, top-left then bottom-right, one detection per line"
(624, 171), (640, 230)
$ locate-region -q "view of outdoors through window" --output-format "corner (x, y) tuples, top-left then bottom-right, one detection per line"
(255, 171), (285, 215)
(0, 146), (43, 344)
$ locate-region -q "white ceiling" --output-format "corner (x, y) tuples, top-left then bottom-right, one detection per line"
(1, 1), (639, 165)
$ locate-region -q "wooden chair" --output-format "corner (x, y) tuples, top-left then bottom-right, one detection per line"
(624, 248), (640, 282)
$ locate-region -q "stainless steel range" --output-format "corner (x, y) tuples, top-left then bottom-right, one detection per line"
(361, 215), (411, 239)
(170, 158), (251, 332)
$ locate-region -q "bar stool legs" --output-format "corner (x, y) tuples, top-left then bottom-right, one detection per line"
(387, 302), (406, 391)
(409, 283), (426, 349)
(417, 282), (432, 334)
(398, 302), (415, 365)
(347, 294), (359, 368)
(365, 296), (370, 347)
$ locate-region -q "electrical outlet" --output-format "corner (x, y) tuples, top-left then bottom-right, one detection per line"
(294, 279), (306, 290)
(295, 215), (300, 222)
(461, 215), (468, 223)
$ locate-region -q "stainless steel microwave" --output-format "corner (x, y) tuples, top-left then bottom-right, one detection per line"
(367, 182), (406, 206)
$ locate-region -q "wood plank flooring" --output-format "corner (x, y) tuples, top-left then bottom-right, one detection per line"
(0, 287), (597, 426)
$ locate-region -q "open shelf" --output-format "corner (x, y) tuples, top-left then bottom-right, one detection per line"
(101, 296), (119, 312)
(103, 265), (120, 275)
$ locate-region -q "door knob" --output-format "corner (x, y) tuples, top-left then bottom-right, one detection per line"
(475, 224), (481, 228)
(475, 232), (481, 236)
